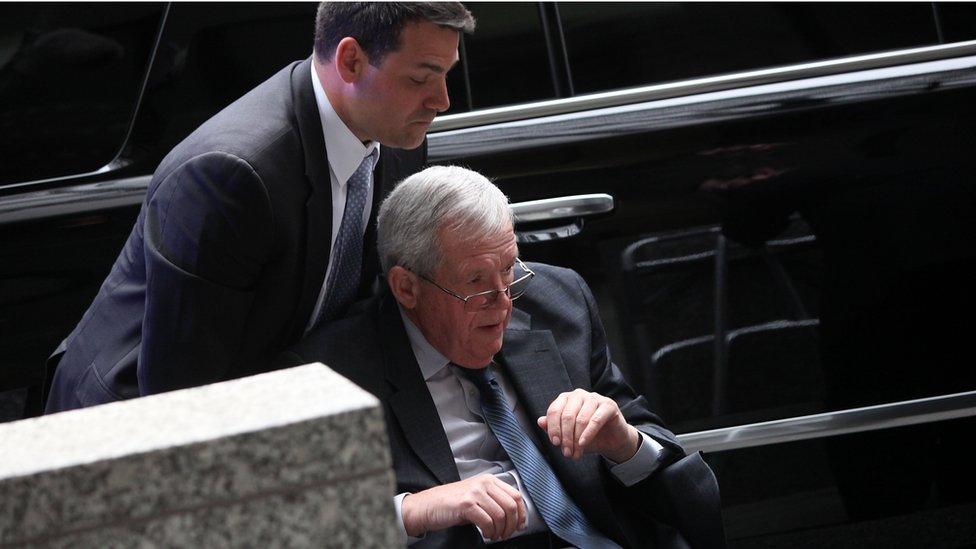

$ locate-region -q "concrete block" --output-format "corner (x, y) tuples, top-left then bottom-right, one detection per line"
(0, 363), (398, 547)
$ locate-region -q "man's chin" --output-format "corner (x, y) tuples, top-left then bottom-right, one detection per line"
(484, 336), (505, 357)
(468, 334), (505, 361)
(403, 132), (428, 150)
(376, 123), (430, 150)
(390, 125), (430, 150)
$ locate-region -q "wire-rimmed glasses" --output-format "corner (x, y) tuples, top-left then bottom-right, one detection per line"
(420, 258), (535, 311)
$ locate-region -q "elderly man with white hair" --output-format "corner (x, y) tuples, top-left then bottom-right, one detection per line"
(280, 165), (724, 549)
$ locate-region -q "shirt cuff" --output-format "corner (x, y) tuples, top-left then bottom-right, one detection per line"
(606, 431), (664, 487)
(394, 493), (426, 545)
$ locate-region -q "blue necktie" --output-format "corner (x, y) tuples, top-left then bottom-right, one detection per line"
(457, 366), (620, 549)
(313, 150), (377, 328)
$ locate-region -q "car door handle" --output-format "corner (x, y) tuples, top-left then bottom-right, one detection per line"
(511, 194), (614, 243)
(511, 193), (614, 223)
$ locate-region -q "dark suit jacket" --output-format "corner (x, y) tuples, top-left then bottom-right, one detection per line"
(280, 263), (725, 548)
(45, 57), (425, 413)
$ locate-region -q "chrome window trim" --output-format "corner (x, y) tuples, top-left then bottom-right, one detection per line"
(430, 39), (976, 132)
(0, 183), (608, 227)
(429, 52), (976, 162)
(677, 390), (976, 454)
(0, 176), (152, 226)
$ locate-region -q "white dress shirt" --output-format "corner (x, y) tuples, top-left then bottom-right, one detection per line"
(394, 308), (664, 545)
(304, 62), (381, 333)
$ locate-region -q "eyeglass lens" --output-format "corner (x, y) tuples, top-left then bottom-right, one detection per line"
(462, 266), (532, 310)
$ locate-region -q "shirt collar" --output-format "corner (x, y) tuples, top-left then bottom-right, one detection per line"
(310, 61), (380, 187)
(398, 306), (452, 381)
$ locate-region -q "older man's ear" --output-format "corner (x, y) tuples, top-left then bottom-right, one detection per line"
(387, 266), (420, 309)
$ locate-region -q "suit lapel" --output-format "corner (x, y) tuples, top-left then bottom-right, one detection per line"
(498, 309), (621, 537)
(498, 328), (586, 471)
(497, 333), (573, 425)
(378, 297), (460, 486)
(287, 57), (334, 342)
(286, 61), (412, 338)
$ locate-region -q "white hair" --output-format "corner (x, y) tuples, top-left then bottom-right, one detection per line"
(377, 165), (513, 276)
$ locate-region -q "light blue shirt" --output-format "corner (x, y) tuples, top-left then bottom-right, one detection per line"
(394, 308), (664, 545)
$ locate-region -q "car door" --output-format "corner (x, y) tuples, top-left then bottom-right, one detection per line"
(430, 2), (976, 545)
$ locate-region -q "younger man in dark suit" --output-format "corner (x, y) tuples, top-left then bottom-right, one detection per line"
(282, 166), (725, 548)
(45, 3), (474, 412)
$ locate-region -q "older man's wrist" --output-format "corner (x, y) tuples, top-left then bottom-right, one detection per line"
(401, 493), (427, 538)
(603, 425), (641, 463)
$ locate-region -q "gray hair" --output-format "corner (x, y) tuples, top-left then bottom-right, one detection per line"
(314, 2), (475, 66)
(378, 165), (513, 276)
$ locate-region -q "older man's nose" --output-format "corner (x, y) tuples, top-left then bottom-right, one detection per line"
(487, 288), (513, 308)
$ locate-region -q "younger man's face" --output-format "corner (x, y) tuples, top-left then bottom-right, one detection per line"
(351, 20), (459, 149)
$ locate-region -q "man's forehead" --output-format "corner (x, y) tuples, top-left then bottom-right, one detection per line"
(445, 235), (518, 269)
(394, 21), (460, 70)
(414, 56), (459, 74)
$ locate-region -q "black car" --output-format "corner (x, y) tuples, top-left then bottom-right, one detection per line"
(2, 3), (975, 546)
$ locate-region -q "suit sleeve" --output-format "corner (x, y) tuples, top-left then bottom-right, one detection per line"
(139, 152), (274, 395)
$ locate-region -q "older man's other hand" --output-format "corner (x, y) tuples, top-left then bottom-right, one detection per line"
(538, 389), (640, 463)
(401, 474), (527, 541)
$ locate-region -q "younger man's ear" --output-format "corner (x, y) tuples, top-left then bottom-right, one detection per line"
(333, 37), (369, 83)
(388, 266), (419, 309)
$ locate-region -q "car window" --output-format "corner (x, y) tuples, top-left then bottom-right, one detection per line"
(559, 2), (939, 95)
(937, 2), (976, 42)
(450, 2), (554, 112)
(118, 3), (319, 182)
(0, 3), (165, 187)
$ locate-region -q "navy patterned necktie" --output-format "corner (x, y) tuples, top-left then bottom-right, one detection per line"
(456, 366), (620, 549)
(313, 149), (377, 328)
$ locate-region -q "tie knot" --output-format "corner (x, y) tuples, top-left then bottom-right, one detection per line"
(454, 364), (494, 391)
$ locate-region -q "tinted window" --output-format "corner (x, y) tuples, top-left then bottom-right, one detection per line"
(937, 2), (976, 42)
(0, 3), (164, 186)
(457, 2), (554, 110)
(123, 2), (318, 175)
(560, 2), (939, 94)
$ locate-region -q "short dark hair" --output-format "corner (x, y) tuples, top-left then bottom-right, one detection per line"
(314, 2), (475, 66)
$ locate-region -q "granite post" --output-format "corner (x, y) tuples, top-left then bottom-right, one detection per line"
(0, 363), (399, 547)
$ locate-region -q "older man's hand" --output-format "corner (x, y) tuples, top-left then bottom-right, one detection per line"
(537, 388), (640, 463)
(401, 474), (526, 541)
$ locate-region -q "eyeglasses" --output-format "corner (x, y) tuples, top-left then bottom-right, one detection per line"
(420, 258), (535, 311)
